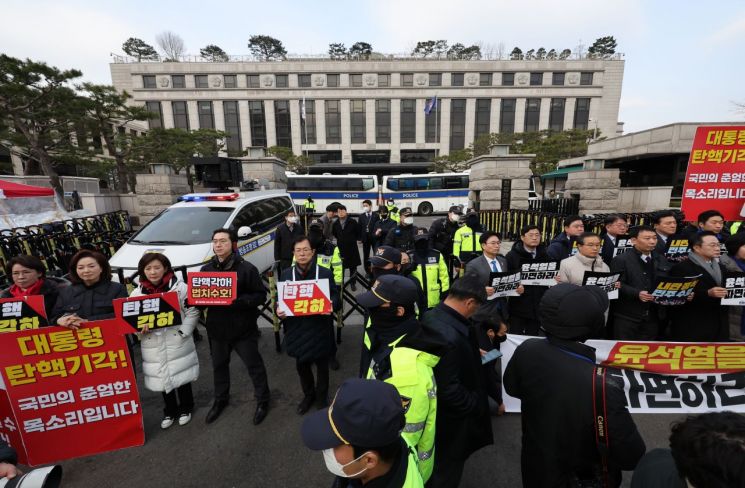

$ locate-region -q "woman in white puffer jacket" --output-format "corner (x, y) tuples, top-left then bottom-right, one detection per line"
(131, 253), (200, 430)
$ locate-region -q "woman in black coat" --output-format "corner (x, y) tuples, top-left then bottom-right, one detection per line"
(1, 255), (68, 321)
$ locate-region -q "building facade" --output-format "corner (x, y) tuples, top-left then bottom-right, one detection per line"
(110, 57), (624, 168)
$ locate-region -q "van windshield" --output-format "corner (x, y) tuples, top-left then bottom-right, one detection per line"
(129, 207), (233, 245)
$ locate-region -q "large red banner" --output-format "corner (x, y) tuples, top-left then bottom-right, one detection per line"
(681, 125), (745, 221)
(0, 321), (144, 465)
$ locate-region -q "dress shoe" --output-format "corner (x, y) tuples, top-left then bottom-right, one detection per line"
(296, 395), (315, 415)
(253, 401), (270, 425)
(329, 356), (340, 371)
(205, 401), (228, 424)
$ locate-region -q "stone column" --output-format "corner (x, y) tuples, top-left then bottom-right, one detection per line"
(563, 168), (621, 215)
(467, 145), (535, 211)
(239, 154), (288, 189)
(135, 167), (190, 226)
(264, 101), (277, 148)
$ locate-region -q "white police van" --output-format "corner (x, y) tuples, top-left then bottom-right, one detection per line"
(109, 191), (294, 281)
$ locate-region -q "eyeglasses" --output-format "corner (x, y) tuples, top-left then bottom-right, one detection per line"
(485, 240), (501, 246)
(580, 243), (602, 248)
(212, 239), (231, 244)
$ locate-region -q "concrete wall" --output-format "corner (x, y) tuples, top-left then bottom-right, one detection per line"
(617, 186), (673, 213)
(241, 157), (288, 189)
(135, 173), (190, 225)
(468, 149), (534, 211)
(564, 169), (620, 214)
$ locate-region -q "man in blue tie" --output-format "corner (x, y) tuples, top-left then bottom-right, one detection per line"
(464, 231), (521, 317)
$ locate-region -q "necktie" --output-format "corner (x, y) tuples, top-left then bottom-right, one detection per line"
(490, 260), (498, 272)
(531, 251), (536, 259)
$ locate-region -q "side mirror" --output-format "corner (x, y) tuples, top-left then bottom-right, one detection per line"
(237, 226), (252, 238)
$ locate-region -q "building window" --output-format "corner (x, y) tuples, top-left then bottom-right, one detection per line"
(352, 151), (389, 164)
(529, 72), (543, 86)
(195, 75), (209, 88)
(377, 74), (390, 87)
(349, 74), (363, 88)
(451, 73), (464, 86)
(400, 150), (436, 163)
(145, 101), (163, 129)
(499, 99), (516, 134)
(308, 151), (342, 165)
(350, 100), (366, 144)
(301, 99), (316, 144)
(548, 98), (565, 132)
(524, 98), (540, 132)
(475, 99), (491, 139)
(274, 100), (292, 148)
(574, 98), (591, 130)
(298, 74), (312, 87)
(172, 101), (189, 129)
(375, 100), (391, 144)
(325, 100), (341, 144)
(142, 75), (156, 89)
(450, 99), (466, 149)
(249, 101), (266, 147)
(479, 73), (492, 86)
(247, 75), (260, 88)
(425, 97), (441, 143)
(327, 74), (340, 87)
(171, 75), (185, 88)
(401, 73), (414, 87)
(552, 72), (565, 86)
(580, 72), (594, 85)
(429, 73), (442, 86)
(275, 75), (288, 88)
(223, 101), (242, 155)
(400, 99), (416, 143)
(502, 72), (515, 86)
(198, 101), (214, 129)
(224, 75), (237, 88)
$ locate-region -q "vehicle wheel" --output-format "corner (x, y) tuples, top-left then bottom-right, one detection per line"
(418, 202), (433, 216)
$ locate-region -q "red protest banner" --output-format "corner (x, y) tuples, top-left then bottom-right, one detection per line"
(0, 295), (48, 333)
(682, 125), (745, 221)
(113, 291), (183, 331)
(603, 342), (745, 375)
(187, 271), (238, 306)
(277, 279), (332, 316)
(0, 321), (144, 465)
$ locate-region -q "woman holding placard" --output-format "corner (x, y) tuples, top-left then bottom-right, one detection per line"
(1, 255), (68, 318)
(130, 253), (200, 429)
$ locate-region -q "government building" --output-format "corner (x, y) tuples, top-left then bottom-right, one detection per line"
(110, 55), (625, 172)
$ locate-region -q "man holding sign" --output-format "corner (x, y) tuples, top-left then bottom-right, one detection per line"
(277, 235), (339, 415)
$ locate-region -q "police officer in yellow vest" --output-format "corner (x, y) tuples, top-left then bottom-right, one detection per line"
(357, 275), (448, 483)
(386, 198), (400, 223)
(304, 195), (316, 216)
(452, 211), (483, 264)
(732, 221), (743, 235)
(409, 228), (450, 311)
(301, 378), (425, 487)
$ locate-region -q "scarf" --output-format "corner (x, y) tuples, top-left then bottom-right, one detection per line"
(139, 272), (174, 295)
(688, 251), (722, 285)
(9, 278), (45, 297)
(212, 252), (237, 271)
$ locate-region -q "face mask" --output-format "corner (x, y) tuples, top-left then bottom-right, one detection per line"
(287, 216), (298, 224)
(380, 213), (388, 219)
(363, 206), (370, 212)
(403, 217), (414, 225)
(449, 214), (461, 223)
(372, 267), (397, 279)
(323, 448), (369, 478)
(370, 305), (401, 326)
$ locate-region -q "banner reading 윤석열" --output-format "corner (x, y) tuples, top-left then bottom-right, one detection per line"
(0, 321), (144, 465)
(501, 335), (745, 414)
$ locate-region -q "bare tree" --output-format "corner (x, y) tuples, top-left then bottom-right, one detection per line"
(156, 31), (186, 61)
(496, 42), (506, 60)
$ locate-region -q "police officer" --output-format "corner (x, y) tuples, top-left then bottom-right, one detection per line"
(386, 198), (400, 223)
(428, 205), (464, 259)
(373, 206), (397, 249)
(409, 228), (450, 312)
(452, 210), (483, 265)
(357, 275), (448, 483)
(304, 195), (316, 216)
(384, 207), (416, 252)
(301, 378), (425, 487)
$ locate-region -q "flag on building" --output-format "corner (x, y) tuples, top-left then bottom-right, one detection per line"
(424, 95), (437, 115)
(301, 97), (306, 120)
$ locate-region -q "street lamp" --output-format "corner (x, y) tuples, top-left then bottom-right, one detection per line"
(588, 118), (599, 140)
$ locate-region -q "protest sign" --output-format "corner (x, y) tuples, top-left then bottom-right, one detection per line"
(665, 236), (690, 263)
(277, 279), (332, 317)
(520, 261), (559, 286)
(652, 275), (699, 305)
(0, 321), (144, 465)
(0, 295), (48, 333)
(113, 291), (183, 331)
(613, 235), (634, 257)
(487, 271), (521, 299)
(582, 271), (621, 300)
(186, 271), (237, 306)
(723, 272), (745, 306)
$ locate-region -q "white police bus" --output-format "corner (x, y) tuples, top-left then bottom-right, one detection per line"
(286, 173), (380, 214)
(381, 171), (469, 216)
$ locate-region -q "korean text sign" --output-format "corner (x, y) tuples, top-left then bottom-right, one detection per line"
(582, 271), (621, 300)
(723, 272), (745, 306)
(0, 321), (144, 465)
(682, 125), (745, 221)
(488, 271), (521, 299)
(519, 261), (559, 287)
(652, 276), (699, 305)
(187, 272), (237, 306)
(277, 279), (332, 317)
(0, 295), (48, 333)
(113, 291), (182, 331)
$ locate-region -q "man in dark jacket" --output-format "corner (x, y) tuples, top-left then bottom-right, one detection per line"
(357, 199), (379, 279)
(546, 215), (585, 261)
(611, 225), (671, 340)
(274, 209), (305, 271)
(504, 283), (646, 488)
(600, 214), (629, 266)
(505, 225), (551, 335)
(373, 206), (397, 249)
(0, 439), (18, 479)
(384, 207), (417, 252)
(427, 205), (463, 260)
(202, 228), (271, 426)
(278, 235), (340, 414)
(332, 204), (361, 291)
(421, 276), (492, 488)
(669, 231), (730, 341)
(653, 210), (679, 257)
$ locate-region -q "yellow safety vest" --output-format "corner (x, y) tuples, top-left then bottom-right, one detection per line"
(409, 251), (450, 309)
(452, 225), (482, 260)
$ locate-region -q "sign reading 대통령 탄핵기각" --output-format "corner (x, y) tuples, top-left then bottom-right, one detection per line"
(0, 321), (144, 466)
(0, 295), (49, 333)
(681, 126), (745, 221)
(113, 291), (183, 331)
(186, 272), (238, 306)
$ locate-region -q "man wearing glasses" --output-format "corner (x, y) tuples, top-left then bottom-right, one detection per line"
(600, 214), (629, 267)
(557, 232), (610, 286)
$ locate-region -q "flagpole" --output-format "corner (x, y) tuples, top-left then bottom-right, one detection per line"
(435, 94), (439, 158)
(302, 95), (308, 158)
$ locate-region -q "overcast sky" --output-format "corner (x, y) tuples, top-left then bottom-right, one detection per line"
(2, 0), (743, 133)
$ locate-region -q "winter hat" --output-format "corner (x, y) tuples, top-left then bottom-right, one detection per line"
(539, 283), (608, 339)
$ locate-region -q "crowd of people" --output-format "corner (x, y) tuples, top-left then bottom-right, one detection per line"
(1, 200), (744, 487)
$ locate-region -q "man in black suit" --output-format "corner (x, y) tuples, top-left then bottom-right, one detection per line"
(464, 231), (517, 318)
(610, 225), (671, 340)
(356, 199), (378, 279)
(653, 210), (679, 258)
(600, 214), (629, 267)
(332, 204), (361, 291)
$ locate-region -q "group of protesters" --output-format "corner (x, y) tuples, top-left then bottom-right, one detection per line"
(1, 200), (744, 487)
